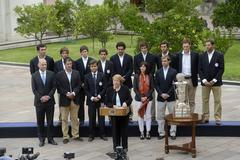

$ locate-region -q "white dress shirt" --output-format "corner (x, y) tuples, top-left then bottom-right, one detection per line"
(142, 52), (147, 61)
(163, 66), (169, 80)
(101, 60), (106, 72)
(82, 57), (88, 69)
(118, 54), (124, 67)
(62, 59), (66, 70)
(207, 50), (215, 63)
(182, 51), (191, 76)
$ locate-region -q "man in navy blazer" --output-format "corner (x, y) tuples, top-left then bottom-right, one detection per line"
(175, 38), (199, 113)
(199, 39), (224, 125)
(97, 48), (113, 87)
(30, 44), (54, 75)
(31, 59), (57, 147)
(75, 45), (94, 125)
(110, 42), (134, 121)
(155, 55), (177, 140)
(84, 59), (107, 142)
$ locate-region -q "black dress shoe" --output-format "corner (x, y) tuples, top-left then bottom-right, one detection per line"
(39, 141), (45, 147)
(202, 119), (209, 124)
(100, 136), (108, 141)
(88, 137), (94, 142)
(63, 139), (69, 144)
(73, 137), (84, 141)
(170, 136), (176, 140)
(48, 140), (58, 145)
(158, 136), (164, 140)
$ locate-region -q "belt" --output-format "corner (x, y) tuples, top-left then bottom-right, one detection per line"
(184, 76), (192, 79)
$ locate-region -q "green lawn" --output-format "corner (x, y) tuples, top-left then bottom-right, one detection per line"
(0, 35), (239, 80)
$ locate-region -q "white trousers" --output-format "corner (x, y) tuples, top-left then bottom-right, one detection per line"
(135, 101), (152, 133)
(157, 101), (176, 136)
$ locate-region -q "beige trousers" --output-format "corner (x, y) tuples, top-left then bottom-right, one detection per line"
(202, 86), (222, 121)
(185, 79), (197, 113)
(60, 101), (80, 139)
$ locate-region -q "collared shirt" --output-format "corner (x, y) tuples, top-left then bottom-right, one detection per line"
(116, 92), (121, 107)
(182, 51), (191, 76)
(142, 52), (147, 61)
(39, 70), (46, 84)
(207, 50), (215, 63)
(92, 71), (98, 79)
(101, 60), (106, 72)
(163, 66), (169, 80)
(161, 51), (169, 57)
(82, 57), (88, 69)
(65, 70), (72, 83)
(62, 59), (66, 70)
(118, 54), (124, 67)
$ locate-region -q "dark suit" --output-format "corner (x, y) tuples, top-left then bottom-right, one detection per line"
(75, 57), (94, 121)
(55, 70), (82, 106)
(98, 60), (113, 87)
(110, 54), (133, 89)
(54, 59), (76, 73)
(133, 74), (154, 101)
(134, 53), (156, 75)
(175, 51), (199, 87)
(155, 67), (177, 102)
(31, 70), (56, 142)
(199, 51), (224, 86)
(84, 72), (106, 137)
(105, 85), (132, 151)
(156, 53), (176, 70)
(30, 55), (54, 75)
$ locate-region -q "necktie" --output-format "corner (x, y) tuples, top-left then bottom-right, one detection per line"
(93, 73), (97, 96)
(41, 72), (46, 85)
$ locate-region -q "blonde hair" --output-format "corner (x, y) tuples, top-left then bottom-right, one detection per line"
(112, 74), (125, 84)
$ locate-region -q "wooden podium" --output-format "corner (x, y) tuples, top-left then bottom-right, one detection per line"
(100, 106), (129, 116)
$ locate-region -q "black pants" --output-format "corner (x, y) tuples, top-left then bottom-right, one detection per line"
(88, 102), (105, 137)
(111, 116), (129, 151)
(78, 92), (85, 122)
(35, 105), (54, 142)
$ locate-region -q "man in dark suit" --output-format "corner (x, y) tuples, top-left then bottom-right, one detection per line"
(175, 38), (199, 113)
(75, 45), (94, 125)
(110, 42), (134, 121)
(98, 48), (113, 87)
(31, 59), (57, 147)
(134, 41), (157, 121)
(155, 55), (177, 140)
(56, 57), (83, 144)
(156, 41), (176, 70)
(199, 39), (224, 125)
(54, 47), (75, 125)
(30, 44), (54, 75)
(84, 60), (107, 142)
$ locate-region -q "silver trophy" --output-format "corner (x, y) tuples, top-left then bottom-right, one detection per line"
(173, 73), (192, 118)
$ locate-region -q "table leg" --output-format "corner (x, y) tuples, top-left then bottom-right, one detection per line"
(192, 122), (196, 158)
(165, 120), (169, 154)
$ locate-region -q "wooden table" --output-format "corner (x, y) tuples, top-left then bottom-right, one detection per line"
(164, 113), (202, 158)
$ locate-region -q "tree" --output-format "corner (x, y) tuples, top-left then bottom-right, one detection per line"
(103, 0), (121, 34)
(14, 3), (57, 44)
(119, 3), (149, 47)
(51, 0), (74, 37)
(73, 5), (111, 52)
(212, 0), (240, 30)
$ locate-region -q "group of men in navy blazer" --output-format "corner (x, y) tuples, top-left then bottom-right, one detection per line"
(30, 38), (224, 146)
